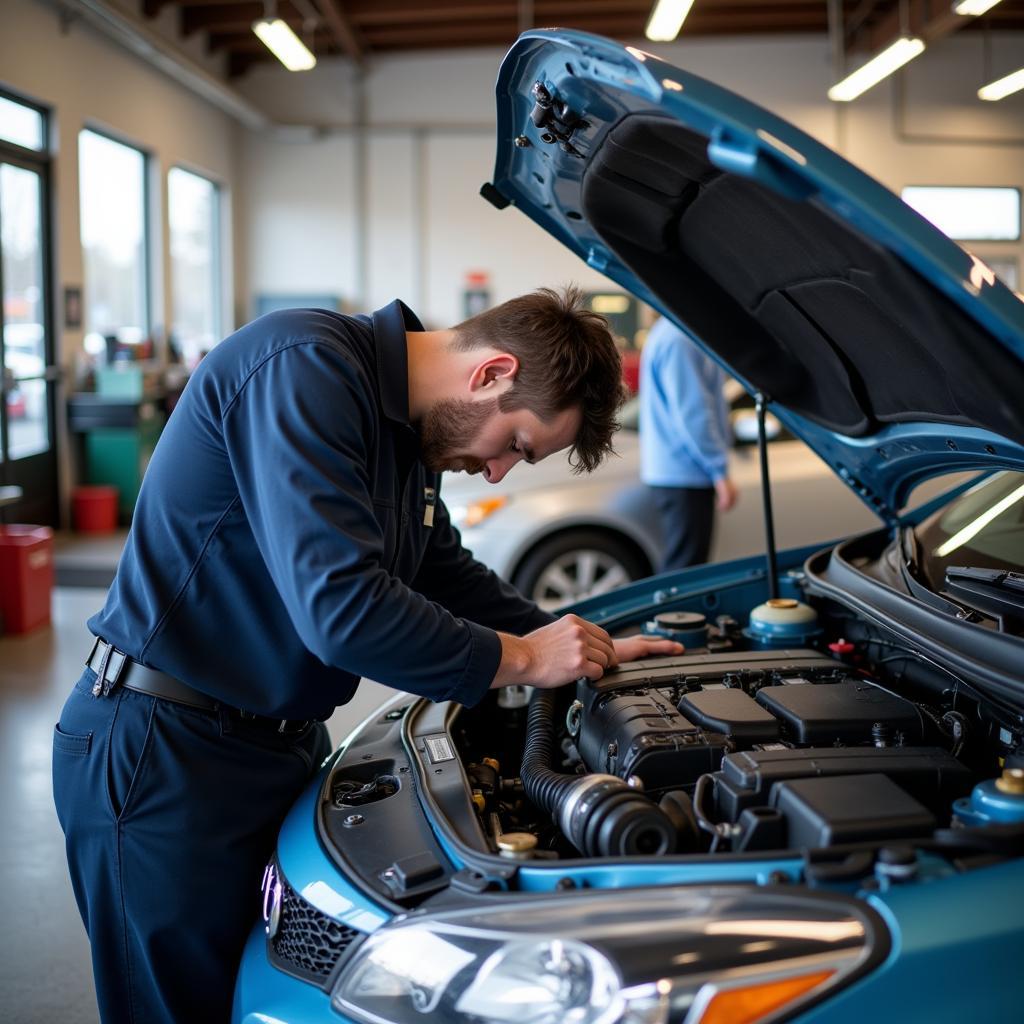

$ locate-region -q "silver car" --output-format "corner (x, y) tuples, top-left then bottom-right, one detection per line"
(442, 392), (885, 610)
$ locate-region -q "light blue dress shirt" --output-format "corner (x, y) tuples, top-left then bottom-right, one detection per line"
(639, 317), (731, 487)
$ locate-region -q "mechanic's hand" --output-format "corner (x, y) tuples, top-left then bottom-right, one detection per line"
(494, 615), (619, 689)
(715, 476), (739, 512)
(612, 635), (685, 663)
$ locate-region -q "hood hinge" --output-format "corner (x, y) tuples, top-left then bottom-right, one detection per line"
(529, 80), (589, 157)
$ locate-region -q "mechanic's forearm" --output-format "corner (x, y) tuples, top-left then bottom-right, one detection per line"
(491, 632), (535, 688)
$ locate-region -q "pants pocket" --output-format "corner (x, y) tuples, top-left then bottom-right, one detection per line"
(53, 723), (92, 756)
(53, 711), (100, 838)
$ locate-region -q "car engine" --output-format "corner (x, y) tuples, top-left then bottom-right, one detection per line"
(450, 598), (1020, 862)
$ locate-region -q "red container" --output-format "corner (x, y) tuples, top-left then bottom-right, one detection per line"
(0, 525), (53, 634)
(72, 485), (119, 534)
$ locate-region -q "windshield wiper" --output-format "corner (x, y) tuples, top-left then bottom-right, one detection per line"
(944, 566), (1024, 634)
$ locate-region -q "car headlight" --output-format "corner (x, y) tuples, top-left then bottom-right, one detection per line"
(449, 495), (509, 529)
(331, 885), (883, 1024)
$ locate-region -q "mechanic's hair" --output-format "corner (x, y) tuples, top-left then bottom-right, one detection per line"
(451, 285), (626, 473)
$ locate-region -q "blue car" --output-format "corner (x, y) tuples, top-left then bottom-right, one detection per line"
(234, 30), (1024, 1024)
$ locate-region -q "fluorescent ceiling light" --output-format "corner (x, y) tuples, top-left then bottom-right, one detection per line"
(252, 18), (316, 71)
(645, 0), (697, 42)
(978, 66), (1024, 101)
(953, 0), (1003, 15)
(828, 37), (925, 102)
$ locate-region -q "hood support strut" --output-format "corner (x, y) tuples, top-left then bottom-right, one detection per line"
(757, 392), (780, 599)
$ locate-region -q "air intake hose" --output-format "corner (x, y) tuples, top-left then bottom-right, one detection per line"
(520, 688), (677, 857)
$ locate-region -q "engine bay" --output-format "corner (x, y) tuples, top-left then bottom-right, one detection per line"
(445, 596), (1024, 865)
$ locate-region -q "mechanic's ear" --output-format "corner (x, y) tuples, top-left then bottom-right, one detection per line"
(469, 353), (518, 397)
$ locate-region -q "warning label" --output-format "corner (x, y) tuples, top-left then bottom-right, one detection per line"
(424, 734), (454, 763)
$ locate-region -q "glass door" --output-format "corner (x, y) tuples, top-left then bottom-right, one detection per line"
(0, 151), (58, 526)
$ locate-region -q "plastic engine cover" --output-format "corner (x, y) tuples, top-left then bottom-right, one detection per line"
(576, 687), (728, 791)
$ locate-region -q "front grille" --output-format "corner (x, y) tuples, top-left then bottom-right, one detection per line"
(267, 867), (362, 985)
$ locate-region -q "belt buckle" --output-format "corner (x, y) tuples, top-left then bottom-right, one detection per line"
(278, 719), (310, 735)
(88, 638), (126, 698)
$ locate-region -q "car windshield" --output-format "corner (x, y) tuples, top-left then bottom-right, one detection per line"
(916, 471), (1024, 588)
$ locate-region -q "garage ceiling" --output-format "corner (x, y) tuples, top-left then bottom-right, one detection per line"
(142, 0), (1024, 78)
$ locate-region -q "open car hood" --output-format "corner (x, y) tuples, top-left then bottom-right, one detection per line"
(486, 30), (1024, 524)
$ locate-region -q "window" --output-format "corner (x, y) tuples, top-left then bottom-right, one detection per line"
(0, 93), (44, 151)
(168, 167), (221, 366)
(901, 186), (1021, 242)
(2, 164), (48, 459)
(78, 129), (148, 342)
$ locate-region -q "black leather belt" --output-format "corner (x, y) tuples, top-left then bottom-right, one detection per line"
(86, 637), (312, 733)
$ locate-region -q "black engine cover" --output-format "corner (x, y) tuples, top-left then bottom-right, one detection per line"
(576, 685), (728, 790)
(575, 649), (942, 795)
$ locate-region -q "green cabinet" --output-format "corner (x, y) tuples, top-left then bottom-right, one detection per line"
(68, 394), (166, 522)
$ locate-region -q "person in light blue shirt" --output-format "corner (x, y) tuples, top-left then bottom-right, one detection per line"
(640, 316), (738, 571)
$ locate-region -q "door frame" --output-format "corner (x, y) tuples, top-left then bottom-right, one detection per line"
(0, 88), (58, 526)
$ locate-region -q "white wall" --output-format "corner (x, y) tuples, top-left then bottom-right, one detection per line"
(234, 32), (1024, 328)
(2, 0), (242, 360)
(2, 0), (242, 516)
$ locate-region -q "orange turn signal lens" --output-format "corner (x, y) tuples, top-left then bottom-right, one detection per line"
(696, 969), (835, 1024)
(464, 496), (508, 527)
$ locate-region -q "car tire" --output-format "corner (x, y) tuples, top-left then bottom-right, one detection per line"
(512, 530), (650, 612)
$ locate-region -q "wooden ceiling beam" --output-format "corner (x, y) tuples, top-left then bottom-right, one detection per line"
(347, 0), (646, 26)
(182, 3), (288, 35)
(849, 0), (971, 53)
(347, 0), (826, 27)
(842, 0), (884, 49)
(353, 3), (517, 26)
(310, 0), (366, 60)
(345, 0), (519, 20)
(208, 29), (337, 52)
(176, 0), (261, 8)
(360, 8), (829, 45)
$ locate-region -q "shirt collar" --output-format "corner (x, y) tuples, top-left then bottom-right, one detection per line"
(372, 299), (424, 427)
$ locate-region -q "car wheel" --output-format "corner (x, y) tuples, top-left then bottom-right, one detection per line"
(512, 530), (650, 612)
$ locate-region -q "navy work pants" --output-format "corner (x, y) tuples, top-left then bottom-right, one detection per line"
(52, 667), (332, 1023)
(650, 484), (717, 572)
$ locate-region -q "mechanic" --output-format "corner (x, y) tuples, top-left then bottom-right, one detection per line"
(52, 285), (684, 1024)
(640, 315), (739, 570)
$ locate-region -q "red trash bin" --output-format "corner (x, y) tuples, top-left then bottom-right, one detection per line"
(0, 525), (54, 634)
(72, 485), (119, 533)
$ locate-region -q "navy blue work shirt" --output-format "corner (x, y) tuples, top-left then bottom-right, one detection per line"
(89, 301), (555, 719)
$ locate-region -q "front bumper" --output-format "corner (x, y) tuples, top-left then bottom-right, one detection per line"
(234, 922), (348, 1024)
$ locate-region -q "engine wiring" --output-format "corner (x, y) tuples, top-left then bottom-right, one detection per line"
(864, 636), (1023, 737)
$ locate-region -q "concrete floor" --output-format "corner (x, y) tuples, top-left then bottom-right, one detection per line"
(0, 581), (394, 1023)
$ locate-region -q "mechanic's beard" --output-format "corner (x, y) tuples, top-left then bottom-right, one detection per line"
(420, 396), (499, 475)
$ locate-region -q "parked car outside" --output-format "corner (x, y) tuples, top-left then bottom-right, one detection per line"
(442, 391), (883, 610)
(234, 30), (1024, 1024)
(3, 321), (45, 422)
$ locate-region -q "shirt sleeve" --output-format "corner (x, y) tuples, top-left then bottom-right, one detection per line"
(411, 497), (557, 635)
(656, 336), (731, 481)
(221, 340), (502, 707)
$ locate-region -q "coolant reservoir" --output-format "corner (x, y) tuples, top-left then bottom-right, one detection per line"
(744, 598), (820, 648)
(954, 768), (1024, 827)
